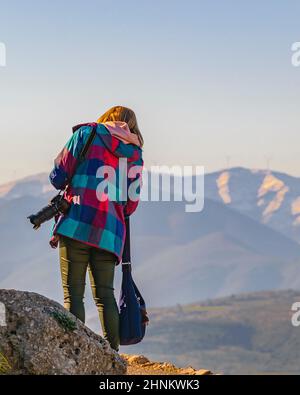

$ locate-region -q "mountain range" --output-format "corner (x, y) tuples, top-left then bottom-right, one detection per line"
(0, 167), (300, 313)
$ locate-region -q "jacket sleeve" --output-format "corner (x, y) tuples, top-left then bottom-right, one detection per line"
(49, 130), (83, 190)
(124, 162), (143, 217)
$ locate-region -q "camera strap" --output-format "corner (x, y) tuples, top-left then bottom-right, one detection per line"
(78, 124), (97, 164)
(68, 124), (97, 185)
(122, 217), (131, 265)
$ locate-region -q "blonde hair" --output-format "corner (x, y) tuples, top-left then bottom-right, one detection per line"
(97, 106), (144, 147)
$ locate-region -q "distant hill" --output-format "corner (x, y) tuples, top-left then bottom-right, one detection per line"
(132, 199), (300, 306)
(0, 173), (52, 199)
(116, 290), (300, 375)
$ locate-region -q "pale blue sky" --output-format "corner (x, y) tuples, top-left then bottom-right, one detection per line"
(0, 0), (300, 184)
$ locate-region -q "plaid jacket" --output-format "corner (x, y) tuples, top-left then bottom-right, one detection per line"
(49, 122), (143, 261)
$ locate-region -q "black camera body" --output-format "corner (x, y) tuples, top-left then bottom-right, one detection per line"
(28, 194), (70, 229)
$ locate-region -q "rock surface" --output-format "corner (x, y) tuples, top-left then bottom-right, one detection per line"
(122, 354), (212, 375)
(0, 289), (126, 375)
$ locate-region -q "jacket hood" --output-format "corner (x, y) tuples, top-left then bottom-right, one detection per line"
(102, 121), (141, 146)
(72, 122), (142, 163)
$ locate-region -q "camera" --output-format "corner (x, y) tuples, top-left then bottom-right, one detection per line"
(28, 194), (70, 229)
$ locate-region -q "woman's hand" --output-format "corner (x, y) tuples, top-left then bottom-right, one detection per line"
(49, 234), (60, 249)
(141, 308), (150, 326)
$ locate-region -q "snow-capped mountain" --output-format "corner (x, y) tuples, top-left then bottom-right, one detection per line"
(0, 173), (53, 200)
(205, 167), (300, 243)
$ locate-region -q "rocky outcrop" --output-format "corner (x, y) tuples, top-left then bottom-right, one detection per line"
(0, 289), (126, 375)
(122, 354), (212, 375)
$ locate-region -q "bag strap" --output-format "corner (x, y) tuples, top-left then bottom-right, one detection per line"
(78, 125), (97, 163)
(67, 124), (97, 186)
(132, 279), (145, 307)
(122, 217), (131, 265)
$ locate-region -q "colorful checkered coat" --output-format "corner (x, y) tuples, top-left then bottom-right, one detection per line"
(49, 122), (143, 261)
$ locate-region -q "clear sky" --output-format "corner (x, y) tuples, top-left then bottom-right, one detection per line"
(0, 0), (300, 184)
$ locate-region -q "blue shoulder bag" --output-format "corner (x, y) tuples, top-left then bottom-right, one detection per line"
(118, 218), (149, 345)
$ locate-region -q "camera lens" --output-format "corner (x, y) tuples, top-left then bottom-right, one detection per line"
(28, 214), (39, 227)
(27, 204), (59, 229)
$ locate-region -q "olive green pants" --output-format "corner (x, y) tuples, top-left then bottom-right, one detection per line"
(59, 236), (120, 351)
